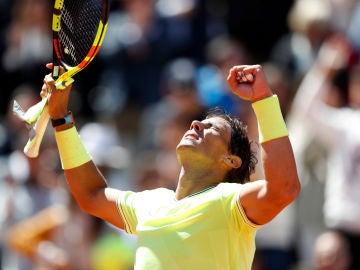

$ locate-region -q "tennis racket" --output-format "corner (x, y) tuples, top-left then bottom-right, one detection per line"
(13, 0), (110, 158)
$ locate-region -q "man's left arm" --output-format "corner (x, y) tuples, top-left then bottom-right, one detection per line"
(227, 65), (301, 225)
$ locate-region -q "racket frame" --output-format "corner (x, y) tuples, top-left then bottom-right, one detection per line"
(23, 0), (109, 158)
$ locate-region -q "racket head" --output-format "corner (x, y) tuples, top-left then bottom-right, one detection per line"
(52, 0), (109, 81)
(23, 0), (109, 158)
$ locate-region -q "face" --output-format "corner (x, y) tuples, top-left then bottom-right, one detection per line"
(176, 116), (232, 165)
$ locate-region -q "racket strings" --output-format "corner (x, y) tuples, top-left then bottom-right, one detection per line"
(59, 0), (103, 67)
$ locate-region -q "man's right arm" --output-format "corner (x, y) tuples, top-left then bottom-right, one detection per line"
(42, 69), (126, 230)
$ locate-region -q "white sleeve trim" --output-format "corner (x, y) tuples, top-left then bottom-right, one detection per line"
(235, 187), (263, 229)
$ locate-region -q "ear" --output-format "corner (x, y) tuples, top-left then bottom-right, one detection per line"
(222, 154), (242, 169)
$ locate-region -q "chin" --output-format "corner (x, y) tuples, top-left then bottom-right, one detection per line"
(176, 143), (186, 151)
(177, 139), (195, 149)
(176, 141), (195, 155)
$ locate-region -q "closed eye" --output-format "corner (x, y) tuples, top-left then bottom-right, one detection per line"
(204, 122), (220, 131)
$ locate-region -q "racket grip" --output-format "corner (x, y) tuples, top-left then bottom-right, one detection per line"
(24, 106), (50, 158)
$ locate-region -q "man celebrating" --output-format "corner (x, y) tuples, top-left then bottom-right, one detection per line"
(42, 64), (300, 269)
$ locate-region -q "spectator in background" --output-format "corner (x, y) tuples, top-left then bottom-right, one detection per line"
(312, 230), (351, 270)
(80, 121), (132, 190)
(2, 0), (51, 72)
(347, 0), (360, 56)
(196, 35), (252, 116)
(136, 58), (206, 191)
(288, 34), (360, 270)
(0, 85), (61, 269)
(2, 147), (68, 270)
(6, 193), (128, 270)
(137, 57), (206, 152)
(270, 0), (333, 87)
(0, 0), (15, 67)
(0, 85), (48, 269)
(95, 0), (208, 114)
(328, 0), (357, 34)
(0, 84), (40, 155)
(0, 0), (52, 115)
(285, 34), (356, 269)
(5, 116), (135, 270)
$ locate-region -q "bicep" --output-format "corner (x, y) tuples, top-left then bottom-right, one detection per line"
(240, 138), (300, 225)
(239, 180), (273, 225)
(239, 169), (296, 225)
(240, 180), (288, 225)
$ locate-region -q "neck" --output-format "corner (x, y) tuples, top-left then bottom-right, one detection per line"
(175, 166), (222, 200)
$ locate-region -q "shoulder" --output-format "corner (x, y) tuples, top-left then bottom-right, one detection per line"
(217, 182), (243, 195)
(215, 183), (244, 203)
(119, 187), (175, 207)
(216, 183), (262, 229)
(141, 187), (174, 196)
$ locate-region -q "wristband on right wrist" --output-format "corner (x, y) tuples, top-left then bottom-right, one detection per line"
(252, 95), (289, 143)
(55, 126), (92, 170)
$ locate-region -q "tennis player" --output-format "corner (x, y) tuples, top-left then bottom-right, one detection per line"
(42, 64), (300, 269)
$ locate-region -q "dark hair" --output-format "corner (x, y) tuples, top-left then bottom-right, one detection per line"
(206, 108), (257, 184)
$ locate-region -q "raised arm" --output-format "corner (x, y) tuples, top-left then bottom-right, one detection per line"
(288, 35), (353, 144)
(227, 65), (300, 225)
(43, 65), (125, 230)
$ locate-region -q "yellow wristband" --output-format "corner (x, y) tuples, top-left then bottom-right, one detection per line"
(55, 126), (92, 169)
(252, 95), (289, 143)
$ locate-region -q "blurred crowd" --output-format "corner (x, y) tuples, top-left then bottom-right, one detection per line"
(1, 0), (360, 269)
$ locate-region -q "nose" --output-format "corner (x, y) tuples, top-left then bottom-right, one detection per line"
(190, 120), (203, 131)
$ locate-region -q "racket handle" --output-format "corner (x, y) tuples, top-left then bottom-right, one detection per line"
(24, 105), (50, 158)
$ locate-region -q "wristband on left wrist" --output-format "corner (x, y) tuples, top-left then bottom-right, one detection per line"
(252, 95), (288, 143)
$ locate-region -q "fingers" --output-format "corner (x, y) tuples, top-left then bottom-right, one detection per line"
(236, 71), (254, 83)
(228, 65), (259, 84)
(40, 84), (48, 99)
(46, 63), (53, 69)
(43, 74), (55, 89)
(227, 64), (273, 102)
(45, 63), (65, 75)
(40, 74), (56, 98)
(227, 65), (256, 88)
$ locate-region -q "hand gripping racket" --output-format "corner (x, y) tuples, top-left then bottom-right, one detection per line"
(13, 0), (110, 158)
